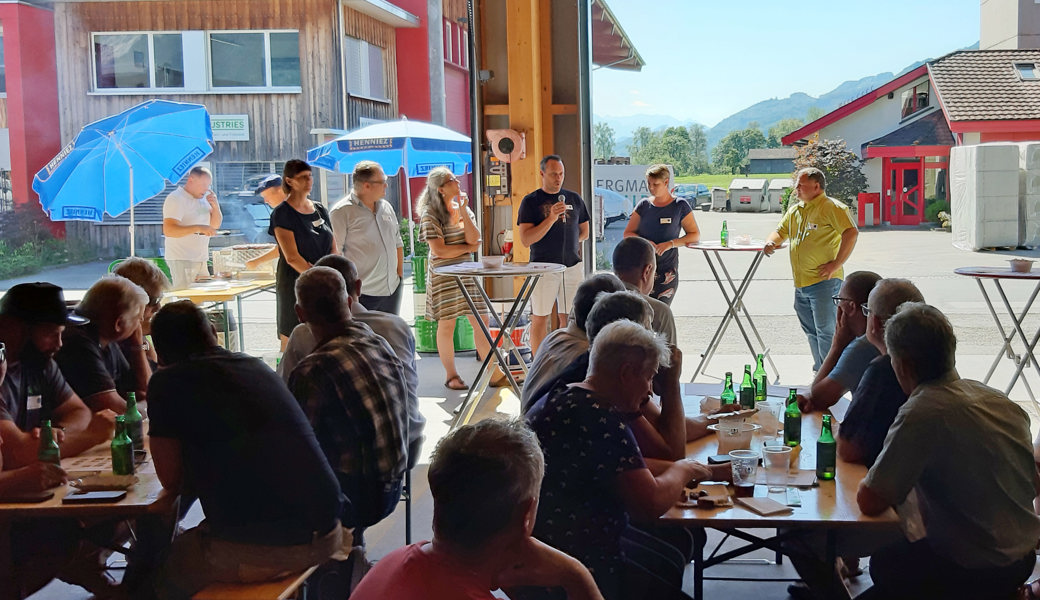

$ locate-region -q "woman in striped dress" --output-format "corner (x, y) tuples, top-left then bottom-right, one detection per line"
(419, 167), (490, 390)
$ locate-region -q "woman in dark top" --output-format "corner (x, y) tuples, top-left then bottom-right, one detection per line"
(270, 160), (333, 350)
(622, 164), (700, 305)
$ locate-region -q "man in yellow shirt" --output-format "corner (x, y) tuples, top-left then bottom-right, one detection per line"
(764, 168), (858, 372)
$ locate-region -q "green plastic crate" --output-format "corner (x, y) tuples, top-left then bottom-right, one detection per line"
(412, 256), (427, 294)
(453, 315), (475, 351)
(413, 315), (475, 353)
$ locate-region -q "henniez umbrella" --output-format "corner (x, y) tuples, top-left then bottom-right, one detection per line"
(33, 100), (214, 256)
(306, 117), (473, 256)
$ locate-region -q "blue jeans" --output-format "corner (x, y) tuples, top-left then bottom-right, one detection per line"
(794, 278), (842, 372)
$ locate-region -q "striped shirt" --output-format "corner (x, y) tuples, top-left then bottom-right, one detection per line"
(287, 320), (409, 482)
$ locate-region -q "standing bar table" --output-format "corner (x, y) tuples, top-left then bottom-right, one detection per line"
(955, 266), (1040, 402)
(685, 240), (783, 382)
(431, 261), (564, 429)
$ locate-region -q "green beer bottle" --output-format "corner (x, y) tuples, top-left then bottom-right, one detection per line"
(753, 353), (768, 403)
(738, 365), (755, 409)
(111, 416), (135, 476)
(721, 220), (729, 248)
(720, 372), (737, 406)
(38, 420), (61, 466)
(816, 414), (837, 481)
(124, 392), (144, 453)
(783, 389), (801, 447)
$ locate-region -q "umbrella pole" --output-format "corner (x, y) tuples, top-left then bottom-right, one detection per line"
(406, 174), (415, 258)
(129, 163), (136, 257)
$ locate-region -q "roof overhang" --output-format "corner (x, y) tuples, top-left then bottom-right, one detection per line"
(591, 0), (644, 72)
(782, 65), (930, 146)
(342, 0), (419, 28)
(864, 145), (951, 159)
(946, 119), (1040, 133)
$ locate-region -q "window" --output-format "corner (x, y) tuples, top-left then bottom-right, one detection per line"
(94, 33), (184, 89)
(900, 83), (930, 118)
(209, 31), (300, 89)
(344, 36), (386, 99)
(443, 19), (468, 69)
(1015, 63), (1039, 80)
(91, 30), (299, 93)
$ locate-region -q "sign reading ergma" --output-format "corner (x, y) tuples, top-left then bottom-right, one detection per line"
(211, 115), (250, 142)
(593, 164), (673, 206)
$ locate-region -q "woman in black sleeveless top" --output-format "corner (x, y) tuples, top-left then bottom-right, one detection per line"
(622, 164), (700, 304)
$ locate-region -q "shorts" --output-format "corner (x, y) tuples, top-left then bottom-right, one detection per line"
(531, 262), (585, 317)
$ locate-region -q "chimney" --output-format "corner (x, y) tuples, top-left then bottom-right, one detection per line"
(980, 0), (1040, 50)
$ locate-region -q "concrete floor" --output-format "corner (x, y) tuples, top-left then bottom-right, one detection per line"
(16, 212), (1040, 598)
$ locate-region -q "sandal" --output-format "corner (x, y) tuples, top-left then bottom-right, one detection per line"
(445, 375), (468, 391)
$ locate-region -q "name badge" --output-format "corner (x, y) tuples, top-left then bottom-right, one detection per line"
(660, 218), (672, 225)
(312, 218), (326, 229)
(27, 395), (42, 411)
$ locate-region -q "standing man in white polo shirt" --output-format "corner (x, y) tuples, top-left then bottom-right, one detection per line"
(517, 155), (590, 356)
(162, 166), (222, 289)
(329, 161), (404, 315)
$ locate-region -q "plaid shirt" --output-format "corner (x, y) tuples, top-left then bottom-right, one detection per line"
(288, 320), (408, 482)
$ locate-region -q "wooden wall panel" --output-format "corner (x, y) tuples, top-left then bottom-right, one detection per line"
(54, 0), (344, 164)
(0, 98), (7, 129)
(443, 0), (469, 24)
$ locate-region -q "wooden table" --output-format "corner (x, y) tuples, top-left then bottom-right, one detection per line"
(664, 383), (899, 599)
(684, 241), (783, 382)
(167, 277), (276, 352)
(0, 440), (176, 599)
(431, 261), (564, 429)
(955, 266), (1040, 402)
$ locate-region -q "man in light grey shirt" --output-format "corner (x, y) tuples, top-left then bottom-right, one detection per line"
(857, 303), (1040, 599)
(610, 237), (676, 345)
(280, 256), (424, 451)
(329, 161), (404, 315)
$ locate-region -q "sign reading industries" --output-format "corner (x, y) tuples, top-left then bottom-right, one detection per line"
(211, 115), (250, 142)
(62, 206), (100, 220)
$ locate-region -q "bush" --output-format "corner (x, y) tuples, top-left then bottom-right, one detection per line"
(924, 198), (950, 224)
(401, 217), (429, 258)
(780, 188), (794, 214)
(0, 205), (97, 279)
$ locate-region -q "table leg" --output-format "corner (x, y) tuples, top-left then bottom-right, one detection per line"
(691, 250), (778, 382)
(472, 276), (539, 393)
(993, 280), (1040, 401)
(0, 520), (14, 600)
(450, 276), (538, 429)
(692, 527), (706, 600)
(236, 294), (246, 353)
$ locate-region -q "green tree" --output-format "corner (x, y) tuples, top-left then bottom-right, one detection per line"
(767, 118), (804, 147)
(688, 124), (710, 174)
(806, 106), (826, 122)
(793, 136), (868, 205)
(594, 122), (616, 160)
(628, 126), (656, 159)
(711, 125), (767, 174)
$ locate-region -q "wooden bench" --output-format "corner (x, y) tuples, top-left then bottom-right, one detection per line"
(192, 566), (318, 600)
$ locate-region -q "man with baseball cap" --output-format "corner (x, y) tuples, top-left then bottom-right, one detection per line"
(245, 175), (287, 271)
(0, 283), (116, 469)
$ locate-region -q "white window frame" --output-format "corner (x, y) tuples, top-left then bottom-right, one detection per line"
(1015, 62), (1040, 81)
(89, 29), (301, 95)
(207, 29), (301, 93)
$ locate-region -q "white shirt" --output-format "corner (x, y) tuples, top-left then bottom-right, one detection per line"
(329, 192), (402, 297)
(163, 186), (213, 262)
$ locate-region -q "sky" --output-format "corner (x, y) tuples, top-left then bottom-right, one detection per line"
(593, 0), (981, 127)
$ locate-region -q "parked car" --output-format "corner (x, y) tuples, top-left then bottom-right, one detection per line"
(674, 183), (709, 203)
(594, 187), (634, 227)
(218, 173), (279, 243)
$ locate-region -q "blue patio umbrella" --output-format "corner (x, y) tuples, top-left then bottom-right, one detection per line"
(32, 99), (214, 256)
(307, 118), (472, 255)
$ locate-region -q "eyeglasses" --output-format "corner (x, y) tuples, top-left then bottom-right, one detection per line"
(861, 303), (871, 317)
(365, 178), (388, 186)
(831, 295), (854, 306)
(0, 342), (5, 363)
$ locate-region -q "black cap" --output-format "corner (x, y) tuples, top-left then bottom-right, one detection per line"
(255, 175), (283, 195)
(0, 283), (89, 326)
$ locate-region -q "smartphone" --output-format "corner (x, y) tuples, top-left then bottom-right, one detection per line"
(707, 454), (733, 464)
(62, 490), (127, 504)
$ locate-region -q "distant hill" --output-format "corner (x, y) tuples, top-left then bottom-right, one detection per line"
(596, 44), (977, 156)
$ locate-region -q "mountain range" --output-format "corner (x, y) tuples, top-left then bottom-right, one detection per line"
(597, 46), (977, 156)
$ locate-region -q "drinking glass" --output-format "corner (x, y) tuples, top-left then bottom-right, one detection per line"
(762, 445), (792, 493)
(729, 449), (758, 497)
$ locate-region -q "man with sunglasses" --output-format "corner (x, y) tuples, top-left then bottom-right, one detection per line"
(329, 160), (404, 315)
(797, 271), (881, 414)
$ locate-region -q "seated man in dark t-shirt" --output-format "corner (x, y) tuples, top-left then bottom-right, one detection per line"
(148, 301), (345, 600)
(838, 278), (924, 466)
(0, 283), (116, 469)
(56, 275), (152, 414)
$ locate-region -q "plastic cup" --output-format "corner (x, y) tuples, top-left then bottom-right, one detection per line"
(755, 400), (780, 438)
(762, 445), (792, 493)
(729, 449), (759, 497)
(717, 422), (759, 455)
